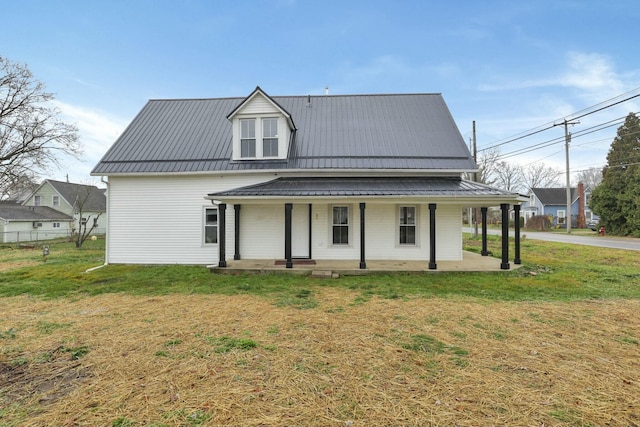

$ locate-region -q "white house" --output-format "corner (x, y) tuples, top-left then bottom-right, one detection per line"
(91, 87), (525, 270)
(1, 180), (106, 243)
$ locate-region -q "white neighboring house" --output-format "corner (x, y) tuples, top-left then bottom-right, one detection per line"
(92, 87), (525, 269)
(0, 202), (74, 243)
(0, 180), (107, 243)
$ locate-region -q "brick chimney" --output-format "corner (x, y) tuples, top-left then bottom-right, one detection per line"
(577, 182), (586, 228)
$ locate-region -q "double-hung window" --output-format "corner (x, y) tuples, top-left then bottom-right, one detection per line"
(240, 119), (256, 158)
(262, 118), (278, 157)
(332, 206), (349, 245)
(204, 208), (218, 244)
(53, 195), (60, 207)
(399, 206), (416, 245)
(557, 210), (566, 224)
(34, 195), (41, 206)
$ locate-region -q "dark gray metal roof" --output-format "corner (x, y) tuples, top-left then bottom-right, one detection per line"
(532, 187), (578, 206)
(208, 177), (517, 198)
(92, 92), (477, 175)
(46, 180), (106, 212)
(0, 205), (73, 221)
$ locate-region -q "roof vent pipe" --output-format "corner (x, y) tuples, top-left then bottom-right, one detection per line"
(325, 85), (329, 95)
(307, 94), (311, 107)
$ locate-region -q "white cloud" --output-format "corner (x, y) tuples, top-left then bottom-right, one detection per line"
(51, 101), (127, 184)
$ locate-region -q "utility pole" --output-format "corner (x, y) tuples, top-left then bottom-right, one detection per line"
(473, 121), (478, 237)
(562, 119), (579, 233)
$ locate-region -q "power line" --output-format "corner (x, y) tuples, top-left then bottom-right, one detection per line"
(477, 87), (640, 152)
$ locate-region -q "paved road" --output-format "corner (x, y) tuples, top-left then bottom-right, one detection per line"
(466, 228), (640, 251)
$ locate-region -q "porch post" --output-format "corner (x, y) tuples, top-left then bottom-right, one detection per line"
(514, 204), (521, 265)
(428, 203), (437, 270)
(481, 207), (489, 256)
(234, 204), (241, 260)
(308, 204), (313, 260)
(284, 203), (293, 268)
(500, 203), (510, 270)
(359, 202), (366, 269)
(218, 203), (227, 268)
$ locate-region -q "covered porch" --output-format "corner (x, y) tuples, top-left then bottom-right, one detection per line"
(207, 177), (526, 272)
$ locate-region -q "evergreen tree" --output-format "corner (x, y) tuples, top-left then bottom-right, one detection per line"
(590, 112), (640, 236)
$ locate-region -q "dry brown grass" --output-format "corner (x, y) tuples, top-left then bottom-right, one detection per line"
(1, 290), (639, 426)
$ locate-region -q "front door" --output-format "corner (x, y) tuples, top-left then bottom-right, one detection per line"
(291, 204), (310, 258)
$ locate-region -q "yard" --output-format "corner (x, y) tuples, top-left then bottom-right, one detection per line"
(1, 238), (639, 426)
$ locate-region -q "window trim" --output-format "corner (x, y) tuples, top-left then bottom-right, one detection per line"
(203, 207), (219, 245)
(330, 205), (351, 246)
(557, 209), (566, 224)
(34, 195), (41, 206)
(240, 118), (256, 158)
(262, 117), (279, 158)
(398, 205), (418, 246)
(52, 195), (60, 207)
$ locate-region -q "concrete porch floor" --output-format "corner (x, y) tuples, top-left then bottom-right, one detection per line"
(209, 251), (520, 275)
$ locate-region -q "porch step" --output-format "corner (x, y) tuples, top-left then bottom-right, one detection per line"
(311, 270), (335, 278)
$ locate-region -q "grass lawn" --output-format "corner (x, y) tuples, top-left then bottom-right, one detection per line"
(1, 237), (639, 426)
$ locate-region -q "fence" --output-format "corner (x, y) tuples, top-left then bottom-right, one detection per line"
(2, 230), (73, 244)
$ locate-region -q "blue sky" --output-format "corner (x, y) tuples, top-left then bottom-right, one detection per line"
(3, 0), (639, 185)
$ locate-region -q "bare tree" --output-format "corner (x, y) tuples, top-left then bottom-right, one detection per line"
(73, 185), (102, 248)
(522, 163), (561, 192)
(0, 172), (38, 201)
(575, 167), (603, 190)
(0, 56), (81, 194)
(494, 161), (524, 192)
(476, 147), (501, 185)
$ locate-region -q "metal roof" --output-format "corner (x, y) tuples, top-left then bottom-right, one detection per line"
(207, 177), (517, 199)
(92, 92), (477, 175)
(0, 205), (73, 221)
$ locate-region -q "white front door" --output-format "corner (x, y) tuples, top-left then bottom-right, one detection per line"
(292, 204), (310, 258)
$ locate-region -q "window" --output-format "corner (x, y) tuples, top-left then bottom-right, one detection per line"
(204, 208), (218, 244)
(332, 206), (349, 245)
(53, 195), (59, 206)
(399, 206), (416, 245)
(240, 119), (256, 158)
(262, 118), (278, 157)
(557, 210), (566, 224)
(53, 222), (60, 228)
(34, 195), (41, 206)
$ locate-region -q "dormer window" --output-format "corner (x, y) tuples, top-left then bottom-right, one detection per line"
(240, 119), (256, 158)
(228, 87), (295, 161)
(262, 118), (278, 157)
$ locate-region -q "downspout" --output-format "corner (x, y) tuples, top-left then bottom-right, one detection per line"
(85, 176), (109, 272)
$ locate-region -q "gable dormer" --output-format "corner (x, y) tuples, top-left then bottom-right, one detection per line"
(227, 87), (295, 161)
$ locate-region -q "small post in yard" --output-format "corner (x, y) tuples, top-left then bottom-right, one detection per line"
(42, 244), (50, 262)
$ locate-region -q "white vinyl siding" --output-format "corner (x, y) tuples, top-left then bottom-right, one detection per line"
(239, 205), (283, 259)
(106, 174), (273, 265)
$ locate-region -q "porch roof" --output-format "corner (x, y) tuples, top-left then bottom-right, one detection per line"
(207, 177), (524, 203)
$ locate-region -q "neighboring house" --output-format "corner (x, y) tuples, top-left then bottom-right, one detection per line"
(22, 179), (107, 235)
(91, 87), (525, 269)
(0, 201), (73, 243)
(522, 183), (597, 227)
(0, 180), (107, 243)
